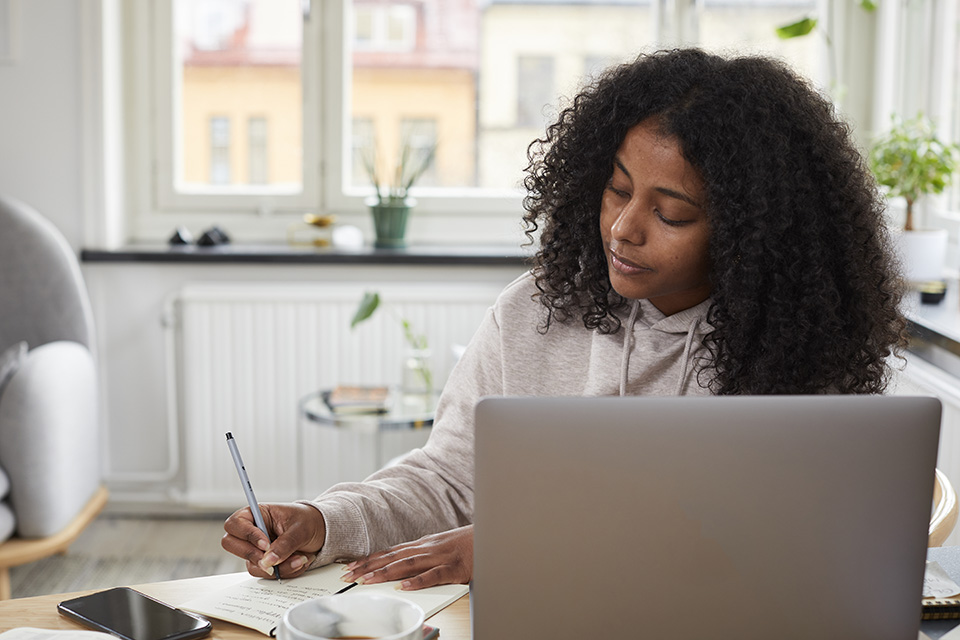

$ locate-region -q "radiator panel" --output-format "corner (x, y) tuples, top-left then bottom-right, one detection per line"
(172, 283), (500, 507)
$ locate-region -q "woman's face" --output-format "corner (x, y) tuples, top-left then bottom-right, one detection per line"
(599, 118), (712, 316)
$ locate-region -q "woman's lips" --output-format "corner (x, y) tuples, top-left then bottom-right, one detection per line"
(610, 249), (652, 275)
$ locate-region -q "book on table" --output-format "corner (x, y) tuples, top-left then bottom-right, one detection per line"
(324, 385), (390, 414)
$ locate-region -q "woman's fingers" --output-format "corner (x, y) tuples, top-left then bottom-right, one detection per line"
(348, 551), (435, 584)
(341, 525), (473, 590)
(396, 566), (457, 591)
(222, 508), (272, 567)
(274, 552), (318, 580)
(222, 502), (326, 579)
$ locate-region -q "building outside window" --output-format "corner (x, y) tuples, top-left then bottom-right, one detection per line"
(516, 56), (555, 130)
(248, 116), (269, 184)
(172, 0), (303, 200)
(209, 116), (231, 185)
(351, 117), (376, 189)
(399, 118), (439, 187)
(121, 0), (824, 238)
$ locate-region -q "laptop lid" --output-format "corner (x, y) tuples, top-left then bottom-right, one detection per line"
(473, 395), (941, 640)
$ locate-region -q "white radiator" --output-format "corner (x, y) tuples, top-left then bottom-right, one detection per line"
(169, 282), (502, 507)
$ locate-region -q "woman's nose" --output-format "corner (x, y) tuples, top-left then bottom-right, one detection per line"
(610, 199), (646, 245)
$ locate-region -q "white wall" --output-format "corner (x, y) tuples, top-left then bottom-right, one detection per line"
(0, 0), (85, 249)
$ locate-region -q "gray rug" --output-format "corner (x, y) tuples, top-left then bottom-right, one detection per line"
(10, 555), (235, 599)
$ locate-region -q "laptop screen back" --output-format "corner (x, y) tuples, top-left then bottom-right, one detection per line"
(473, 395), (941, 640)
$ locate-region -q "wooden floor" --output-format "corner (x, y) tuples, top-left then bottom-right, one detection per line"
(67, 514), (244, 560)
(9, 514), (248, 599)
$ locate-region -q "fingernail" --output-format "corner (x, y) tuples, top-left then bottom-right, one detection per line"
(291, 555), (305, 570)
(356, 572), (375, 585)
(341, 572), (355, 582)
(399, 581), (412, 590)
(344, 561), (358, 571)
(257, 539), (269, 551)
(259, 552), (279, 570)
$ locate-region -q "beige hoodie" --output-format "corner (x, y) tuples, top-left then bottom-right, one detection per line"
(305, 272), (713, 566)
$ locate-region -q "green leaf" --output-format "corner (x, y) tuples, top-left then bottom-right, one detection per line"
(869, 113), (960, 207)
(350, 292), (381, 329)
(858, 0), (877, 11)
(776, 17), (817, 39)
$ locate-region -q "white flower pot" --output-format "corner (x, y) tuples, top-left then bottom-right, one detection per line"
(894, 228), (948, 283)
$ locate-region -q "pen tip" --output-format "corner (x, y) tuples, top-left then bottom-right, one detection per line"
(225, 432), (233, 440)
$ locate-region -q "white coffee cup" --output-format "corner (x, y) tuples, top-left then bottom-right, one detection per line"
(278, 593), (425, 640)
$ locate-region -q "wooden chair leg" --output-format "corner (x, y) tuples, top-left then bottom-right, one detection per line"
(0, 486), (109, 600)
(0, 567), (10, 600)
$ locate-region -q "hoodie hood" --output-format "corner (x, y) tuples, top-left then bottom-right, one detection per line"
(619, 298), (713, 396)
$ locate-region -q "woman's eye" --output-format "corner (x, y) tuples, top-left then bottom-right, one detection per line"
(655, 209), (689, 227)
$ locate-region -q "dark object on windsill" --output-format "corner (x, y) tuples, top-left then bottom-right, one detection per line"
(196, 226), (230, 246)
(168, 227), (193, 245)
(920, 281), (947, 305)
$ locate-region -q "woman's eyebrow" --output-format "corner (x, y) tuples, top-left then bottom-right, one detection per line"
(613, 157), (631, 179)
(613, 156), (702, 208)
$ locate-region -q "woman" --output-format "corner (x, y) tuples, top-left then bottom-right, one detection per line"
(222, 48), (906, 590)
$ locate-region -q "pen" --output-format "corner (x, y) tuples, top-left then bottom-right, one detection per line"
(225, 431), (281, 582)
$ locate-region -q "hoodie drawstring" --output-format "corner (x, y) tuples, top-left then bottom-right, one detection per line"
(619, 300), (640, 396)
(674, 317), (701, 395)
(618, 301), (702, 396)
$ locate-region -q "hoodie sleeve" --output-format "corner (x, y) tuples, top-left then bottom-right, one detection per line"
(303, 299), (507, 567)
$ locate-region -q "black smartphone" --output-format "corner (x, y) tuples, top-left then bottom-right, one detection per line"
(58, 587), (212, 640)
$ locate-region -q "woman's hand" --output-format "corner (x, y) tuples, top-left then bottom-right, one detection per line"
(341, 525), (473, 590)
(222, 502), (326, 580)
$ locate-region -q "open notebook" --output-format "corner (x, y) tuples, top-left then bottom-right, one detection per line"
(180, 564), (467, 637)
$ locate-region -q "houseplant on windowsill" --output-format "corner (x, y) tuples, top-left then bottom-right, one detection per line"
(361, 141), (437, 249)
(869, 114), (960, 284)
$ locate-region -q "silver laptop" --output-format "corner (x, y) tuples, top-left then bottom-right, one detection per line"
(473, 395), (941, 640)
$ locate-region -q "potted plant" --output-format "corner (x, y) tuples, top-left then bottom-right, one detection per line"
(869, 114), (960, 283)
(361, 139), (437, 249)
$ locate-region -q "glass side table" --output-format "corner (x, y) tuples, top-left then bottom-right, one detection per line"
(298, 388), (440, 496)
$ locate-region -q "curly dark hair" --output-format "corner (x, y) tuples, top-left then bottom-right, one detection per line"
(522, 48), (907, 395)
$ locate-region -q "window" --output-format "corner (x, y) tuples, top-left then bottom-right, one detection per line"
(154, 0), (311, 210)
(353, 3), (416, 52)
(874, 0), (960, 232)
(209, 116), (231, 185)
(516, 56), (555, 130)
(400, 118), (439, 187)
(248, 117), (269, 184)
(117, 0), (827, 241)
(351, 117), (375, 190)
(699, 0), (819, 82)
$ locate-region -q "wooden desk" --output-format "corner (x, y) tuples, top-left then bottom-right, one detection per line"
(0, 573), (471, 640)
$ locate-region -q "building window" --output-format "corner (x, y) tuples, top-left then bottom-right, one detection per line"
(353, 3), (417, 52)
(210, 116), (231, 185)
(248, 117), (268, 184)
(167, 0), (306, 204)
(118, 0), (826, 239)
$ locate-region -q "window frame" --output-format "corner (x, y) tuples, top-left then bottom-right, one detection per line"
(128, 0), (525, 237)
(148, 0), (321, 213)
(871, 0), (960, 236)
(106, 0), (845, 244)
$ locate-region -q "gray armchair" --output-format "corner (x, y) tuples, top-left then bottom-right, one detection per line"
(0, 195), (107, 598)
